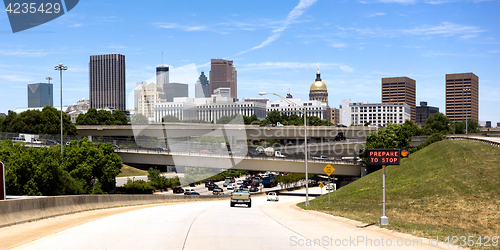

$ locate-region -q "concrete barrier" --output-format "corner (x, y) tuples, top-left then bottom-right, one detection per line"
(0, 194), (229, 228)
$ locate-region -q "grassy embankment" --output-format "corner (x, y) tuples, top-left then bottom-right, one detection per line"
(299, 140), (499, 249)
(117, 164), (148, 177)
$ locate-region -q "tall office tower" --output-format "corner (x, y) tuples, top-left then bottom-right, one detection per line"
(163, 83), (188, 102)
(89, 54), (126, 111)
(138, 83), (165, 118)
(28, 82), (53, 108)
(382, 77), (416, 122)
(134, 81), (147, 111)
(445, 73), (479, 122)
(195, 71), (210, 98)
(416, 101), (439, 125)
(309, 69), (328, 105)
(156, 65), (169, 86)
(209, 59), (237, 99)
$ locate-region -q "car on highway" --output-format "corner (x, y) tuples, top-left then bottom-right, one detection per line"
(45, 140), (59, 145)
(230, 189), (251, 208)
(172, 187), (184, 194)
(325, 184), (336, 191)
(185, 191), (200, 195)
(267, 192), (279, 201)
(205, 181), (214, 187)
(213, 186), (223, 192)
(312, 155), (330, 160)
(208, 184), (218, 191)
(212, 190), (223, 195)
(249, 186), (259, 192)
(184, 188), (194, 194)
(227, 183), (236, 190)
(238, 185), (247, 190)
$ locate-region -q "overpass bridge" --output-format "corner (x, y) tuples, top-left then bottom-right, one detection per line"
(77, 124), (376, 140)
(115, 148), (363, 176)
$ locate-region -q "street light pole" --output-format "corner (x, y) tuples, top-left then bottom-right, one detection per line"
(464, 88), (470, 137)
(46, 76), (52, 107)
(55, 64), (67, 155)
(259, 92), (309, 206)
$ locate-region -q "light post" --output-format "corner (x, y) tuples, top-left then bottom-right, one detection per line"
(463, 88), (470, 137)
(54, 64), (67, 155)
(46, 77), (52, 107)
(259, 92), (309, 206)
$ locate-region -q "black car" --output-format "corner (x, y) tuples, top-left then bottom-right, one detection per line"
(205, 181), (214, 187)
(249, 186), (259, 192)
(184, 191), (200, 195)
(45, 140), (59, 145)
(213, 186), (223, 192)
(172, 187), (184, 194)
(208, 184), (218, 191)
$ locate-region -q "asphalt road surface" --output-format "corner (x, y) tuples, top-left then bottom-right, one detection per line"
(12, 187), (461, 250)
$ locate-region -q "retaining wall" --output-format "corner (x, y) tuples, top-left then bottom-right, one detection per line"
(0, 194), (229, 228)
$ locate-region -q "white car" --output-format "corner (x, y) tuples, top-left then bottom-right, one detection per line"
(227, 183), (236, 190)
(236, 180), (244, 185)
(267, 192), (279, 202)
(325, 184), (336, 191)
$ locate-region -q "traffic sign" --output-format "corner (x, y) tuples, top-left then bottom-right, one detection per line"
(323, 164), (335, 176)
(319, 183), (325, 188)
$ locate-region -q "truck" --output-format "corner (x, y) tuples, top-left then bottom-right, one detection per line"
(262, 175), (277, 188)
(19, 134), (42, 144)
(230, 189), (251, 208)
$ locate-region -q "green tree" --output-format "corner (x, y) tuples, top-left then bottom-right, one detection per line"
(421, 112), (453, 135)
(402, 119), (422, 137)
(131, 113), (149, 125)
(0, 106), (76, 135)
(265, 110), (282, 125)
(453, 119), (480, 134)
(365, 123), (412, 149)
(112, 110), (129, 125)
(162, 115), (180, 123)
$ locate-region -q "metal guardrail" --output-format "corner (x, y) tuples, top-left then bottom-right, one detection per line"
(445, 136), (500, 147)
(116, 147), (361, 165)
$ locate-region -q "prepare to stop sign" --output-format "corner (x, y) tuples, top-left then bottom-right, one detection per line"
(367, 149), (401, 165)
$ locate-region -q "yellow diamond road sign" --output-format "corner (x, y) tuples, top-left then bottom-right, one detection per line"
(323, 164), (335, 176)
(319, 183), (325, 188)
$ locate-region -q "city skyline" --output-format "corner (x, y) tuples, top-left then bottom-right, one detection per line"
(0, 1), (499, 122)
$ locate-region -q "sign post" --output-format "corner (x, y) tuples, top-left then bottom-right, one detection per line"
(322, 164), (335, 207)
(319, 182), (324, 195)
(0, 161), (5, 200)
(366, 149), (402, 226)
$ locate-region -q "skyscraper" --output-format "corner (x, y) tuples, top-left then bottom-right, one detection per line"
(416, 101), (439, 125)
(156, 65), (169, 86)
(195, 71), (210, 98)
(445, 73), (479, 122)
(163, 83), (188, 102)
(28, 82), (53, 108)
(209, 59), (237, 99)
(382, 77), (416, 122)
(89, 53), (126, 111)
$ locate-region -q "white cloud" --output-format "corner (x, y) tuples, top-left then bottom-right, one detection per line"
(379, 0), (416, 3)
(240, 62), (354, 73)
(338, 22), (484, 39)
(488, 49), (500, 53)
(367, 12), (386, 17)
(403, 22), (484, 38)
(331, 43), (347, 48)
(156, 23), (207, 32)
(0, 50), (50, 57)
(237, 0), (317, 55)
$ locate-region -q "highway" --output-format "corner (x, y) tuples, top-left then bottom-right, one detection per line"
(13, 187), (460, 250)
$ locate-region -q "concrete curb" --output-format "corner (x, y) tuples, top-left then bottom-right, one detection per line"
(0, 194), (229, 228)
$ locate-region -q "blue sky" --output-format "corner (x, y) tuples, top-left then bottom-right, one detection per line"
(0, 0), (499, 123)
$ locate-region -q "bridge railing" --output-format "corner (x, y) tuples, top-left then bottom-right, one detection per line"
(116, 147), (361, 165)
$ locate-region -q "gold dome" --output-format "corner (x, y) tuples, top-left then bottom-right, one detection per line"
(310, 80), (327, 90)
(310, 69), (327, 90)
